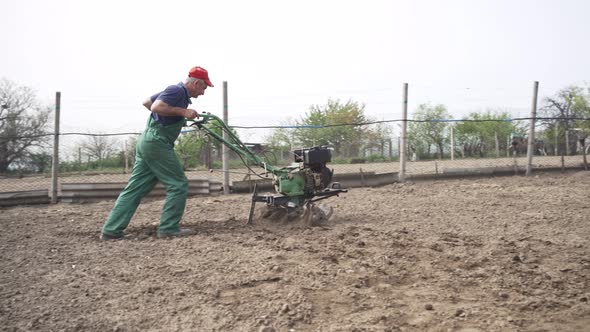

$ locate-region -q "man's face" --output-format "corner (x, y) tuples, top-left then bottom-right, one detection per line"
(188, 80), (207, 98)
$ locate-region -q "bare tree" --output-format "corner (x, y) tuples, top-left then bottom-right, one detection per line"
(0, 78), (52, 173)
(540, 85), (590, 155)
(81, 134), (117, 167)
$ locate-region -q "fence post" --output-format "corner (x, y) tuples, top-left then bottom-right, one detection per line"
(526, 81), (538, 176)
(582, 138), (588, 170)
(50, 92), (61, 203)
(398, 83), (408, 182)
(124, 140), (129, 174)
(359, 168), (366, 187)
(222, 81), (230, 194)
(565, 129), (570, 156)
(495, 131), (500, 158)
(451, 126), (455, 160)
(554, 123), (558, 155)
(388, 138), (393, 158)
(78, 147), (82, 174)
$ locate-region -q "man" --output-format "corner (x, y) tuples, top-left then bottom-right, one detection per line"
(100, 66), (214, 240)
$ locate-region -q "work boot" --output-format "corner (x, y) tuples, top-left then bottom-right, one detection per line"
(157, 228), (195, 239)
(100, 232), (125, 241)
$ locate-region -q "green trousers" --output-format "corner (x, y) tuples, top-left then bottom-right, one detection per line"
(102, 118), (188, 236)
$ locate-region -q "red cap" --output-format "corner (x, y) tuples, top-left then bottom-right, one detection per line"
(188, 66), (214, 87)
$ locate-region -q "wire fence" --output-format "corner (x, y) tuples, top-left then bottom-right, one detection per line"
(1, 82), (589, 195)
(1, 119), (588, 194)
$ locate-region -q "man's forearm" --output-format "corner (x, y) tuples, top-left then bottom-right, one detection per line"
(151, 100), (188, 117)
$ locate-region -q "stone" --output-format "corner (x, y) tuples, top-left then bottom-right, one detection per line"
(259, 326), (276, 332)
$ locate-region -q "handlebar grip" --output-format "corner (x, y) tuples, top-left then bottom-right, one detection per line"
(190, 118), (207, 126)
(189, 112), (214, 126)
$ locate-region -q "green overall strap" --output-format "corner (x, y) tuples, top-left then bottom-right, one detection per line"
(145, 116), (186, 147)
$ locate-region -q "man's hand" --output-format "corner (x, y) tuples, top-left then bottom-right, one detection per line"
(183, 109), (199, 120)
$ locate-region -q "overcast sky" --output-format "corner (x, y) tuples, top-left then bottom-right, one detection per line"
(1, 0), (589, 142)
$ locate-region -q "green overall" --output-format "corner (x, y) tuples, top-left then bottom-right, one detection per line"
(102, 117), (188, 236)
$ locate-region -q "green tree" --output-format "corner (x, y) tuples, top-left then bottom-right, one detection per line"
(0, 78), (52, 173)
(264, 126), (294, 164)
(175, 118), (239, 170)
(408, 104), (452, 159)
(454, 110), (523, 157)
(293, 99), (368, 158)
(176, 130), (206, 170)
(266, 127), (293, 149)
(27, 151), (52, 173)
(363, 122), (394, 159)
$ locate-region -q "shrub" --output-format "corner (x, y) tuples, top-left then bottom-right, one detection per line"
(350, 158), (366, 164)
(367, 154), (386, 163)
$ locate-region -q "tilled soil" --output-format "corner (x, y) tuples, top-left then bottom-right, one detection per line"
(1, 171), (589, 332)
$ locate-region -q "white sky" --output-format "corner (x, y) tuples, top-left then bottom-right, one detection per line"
(1, 0), (589, 143)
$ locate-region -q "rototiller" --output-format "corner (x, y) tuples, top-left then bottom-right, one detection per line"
(188, 113), (347, 224)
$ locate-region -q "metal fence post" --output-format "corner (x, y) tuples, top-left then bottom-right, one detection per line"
(222, 81), (230, 194)
(450, 126), (455, 160)
(565, 129), (570, 156)
(124, 140), (129, 174)
(582, 138), (588, 170)
(399, 83), (408, 182)
(526, 81), (539, 176)
(495, 131), (500, 158)
(388, 138), (393, 158)
(50, 92), (61, 203)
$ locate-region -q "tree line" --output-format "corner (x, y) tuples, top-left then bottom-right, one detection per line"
(1, 77), (589, 174)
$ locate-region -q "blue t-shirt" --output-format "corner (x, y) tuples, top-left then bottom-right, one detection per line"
(150, 82), (192, 125)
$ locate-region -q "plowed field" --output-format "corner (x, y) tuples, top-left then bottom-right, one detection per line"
(1, 171), (589, 331)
